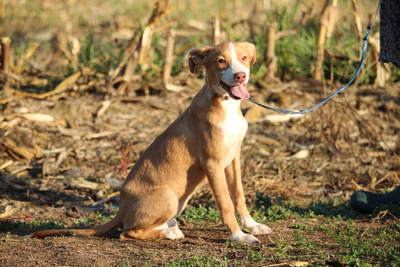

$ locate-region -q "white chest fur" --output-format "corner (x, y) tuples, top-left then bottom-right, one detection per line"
(217, 99), (248, 168)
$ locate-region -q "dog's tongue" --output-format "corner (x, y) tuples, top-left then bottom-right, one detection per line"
(230, 84), (250, 99)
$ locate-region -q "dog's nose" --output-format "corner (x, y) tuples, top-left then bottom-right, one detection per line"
(234, 72), (246, 83)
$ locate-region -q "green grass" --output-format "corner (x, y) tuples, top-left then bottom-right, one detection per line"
(180, 205), (221, 224)
(1, 199), (398, 266)
(0, 219), (65, 232)
(163, 255), (229, 267)
(174, 197), (399, 266)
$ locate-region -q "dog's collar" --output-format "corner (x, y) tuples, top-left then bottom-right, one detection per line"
(214, 90), (231, 101)
(209, 86), (230, 101)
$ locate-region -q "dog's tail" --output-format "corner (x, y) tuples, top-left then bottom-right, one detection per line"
(26, 213), (122, 238)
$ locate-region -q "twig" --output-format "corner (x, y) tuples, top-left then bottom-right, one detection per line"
(361, 210), (399, 237)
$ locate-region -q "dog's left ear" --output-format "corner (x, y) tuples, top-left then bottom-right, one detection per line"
(188, 46), (212, 73)
(245, 43), (257, 65)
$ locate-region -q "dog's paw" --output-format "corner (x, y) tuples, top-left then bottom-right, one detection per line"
(162, 225), (184, 240)
(231, 231), (259, 245)
(248, 223), (272, 236)
(242, 217), (272, 235)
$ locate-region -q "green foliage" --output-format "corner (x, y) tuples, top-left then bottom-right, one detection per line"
(180, 205), (221, 223)
(332, 223), (400, 266)
(27, 219), (65, 230)
(164, 255), (228, 267)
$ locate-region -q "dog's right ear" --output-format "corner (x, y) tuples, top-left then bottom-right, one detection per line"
(188, 46), (212, 73)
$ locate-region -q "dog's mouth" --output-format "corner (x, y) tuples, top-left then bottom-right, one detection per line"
(220, 81), (250, 100)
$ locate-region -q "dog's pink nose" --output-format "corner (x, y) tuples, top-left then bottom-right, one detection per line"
(234, 72), (246, 83)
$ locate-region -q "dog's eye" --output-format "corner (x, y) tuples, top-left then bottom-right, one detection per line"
(218, 59), (227, 64)
(242, 56), (247, 61)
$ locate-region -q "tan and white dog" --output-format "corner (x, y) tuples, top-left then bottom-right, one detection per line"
(28, 41), (272, 244)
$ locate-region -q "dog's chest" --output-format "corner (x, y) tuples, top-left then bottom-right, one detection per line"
(217, 100), (248, 167)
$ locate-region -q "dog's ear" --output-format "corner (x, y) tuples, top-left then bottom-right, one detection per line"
(245, 43), (257, 65)
(188, 46), (212, 73)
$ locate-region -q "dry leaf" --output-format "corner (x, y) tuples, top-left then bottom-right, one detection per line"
(68, 178), (101, 190)
(264, 113), (303, 123)
(57, 125), (87, 138)
(21, 113), (54, 122)
(244, 105), (264, 123)
(1, 136), (42, 160)
(165, 83), (186, 92)
(0, 205), (16, 219)
(13, 107), (29, 113)
(96, 100), (112, 118)
(0, 160), (13, 170)
(254, 135), (281, 146)
(286, 149), (309, 159)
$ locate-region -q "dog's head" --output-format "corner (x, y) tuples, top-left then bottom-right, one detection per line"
(189, 41), (256, 100)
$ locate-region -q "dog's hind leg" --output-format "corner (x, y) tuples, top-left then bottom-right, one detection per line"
(119, 188), (183, 240)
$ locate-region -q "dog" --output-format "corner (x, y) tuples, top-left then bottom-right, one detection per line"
(28, 41), (272, 244)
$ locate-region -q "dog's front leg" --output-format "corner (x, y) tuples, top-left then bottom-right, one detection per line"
(205, 161), (259, 244)
(225, 153), (272, 236)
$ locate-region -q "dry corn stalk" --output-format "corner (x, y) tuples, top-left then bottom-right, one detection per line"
(1, 37), (11, 73)
(351, 0), (363, 39)
(138, 1), (174, 66)
(110, 0), (176, 94)
(163, 29), (176, 84)
(314, 1), (329, 81)
(326, 0), (338, 38)
(368, 34), (391, 87)
(314, 0), (337, 81)
(352, 0), (389, 87)
(266, 5), (312, 83)
(266, 24), (278, 83)
(213, 14), (221, 45)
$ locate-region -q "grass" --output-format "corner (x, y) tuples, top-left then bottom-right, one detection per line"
(0, 197), (398, 266)
(172, 197), (400, 266)
(163, 255), (229, 267)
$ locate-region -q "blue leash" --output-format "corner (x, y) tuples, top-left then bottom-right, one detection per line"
(249, 0), (382, 115)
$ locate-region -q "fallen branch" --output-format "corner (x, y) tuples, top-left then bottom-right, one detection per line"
(11, 71), (81, 99)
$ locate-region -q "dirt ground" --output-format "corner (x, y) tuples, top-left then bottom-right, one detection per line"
(0, 78), (399, 266)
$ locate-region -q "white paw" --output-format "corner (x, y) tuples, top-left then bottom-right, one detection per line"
(241, 217), (272, 235)
(249, 223), (272, 235)
(162, 225), (184, 240)
(230, 230), (259, 245)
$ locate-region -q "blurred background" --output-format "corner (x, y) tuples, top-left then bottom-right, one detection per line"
(1, 0), (399, 94)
